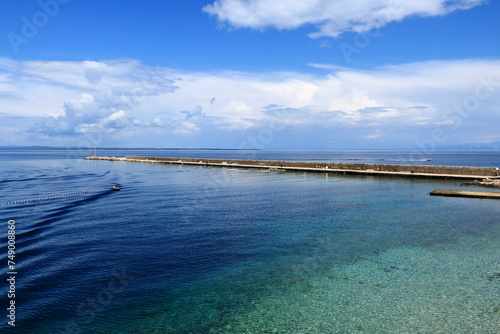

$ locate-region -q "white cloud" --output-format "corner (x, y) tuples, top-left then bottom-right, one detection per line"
(76, 110), (128, 134)
(132, 118), (167, 128)
(181, 105), (206, 119)
(0, 58), (180, 143)
(18, 59), (178, 100)
(203, 0), (485, 37)
(1, 57), (500, 148)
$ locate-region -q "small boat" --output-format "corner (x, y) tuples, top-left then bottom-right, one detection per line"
(112, 186), (120, 191)
(422, 158), (431, 161)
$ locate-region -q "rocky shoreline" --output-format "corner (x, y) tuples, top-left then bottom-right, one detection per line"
(461, 178), (500, 188)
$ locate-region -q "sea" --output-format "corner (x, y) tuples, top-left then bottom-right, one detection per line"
(1, 149), (499, 333)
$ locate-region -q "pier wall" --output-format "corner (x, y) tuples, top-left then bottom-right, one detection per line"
(124, 156), (499, 177)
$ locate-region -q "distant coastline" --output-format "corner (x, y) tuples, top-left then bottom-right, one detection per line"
(0, 146), (259, 151)
(1, 145), (499, 151)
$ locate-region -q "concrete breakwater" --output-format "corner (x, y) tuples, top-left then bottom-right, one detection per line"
(85, 156), (500, 180)
(430, 189), (500, 200)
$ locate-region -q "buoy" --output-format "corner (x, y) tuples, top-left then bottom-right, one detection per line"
(112, 186), (120, 191)
(84, 191), (87, 194)
(193, 181), (195, 183)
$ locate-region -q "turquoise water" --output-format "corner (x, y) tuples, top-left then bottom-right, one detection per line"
(116, 174), (500, 333)
(0, 150), (499, 333)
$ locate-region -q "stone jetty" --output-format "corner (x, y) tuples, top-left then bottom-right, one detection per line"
(430, 189), (500, 200)
(85, 156), (500, 180)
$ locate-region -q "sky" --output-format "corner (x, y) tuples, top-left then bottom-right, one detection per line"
(0, 0), (499, 150)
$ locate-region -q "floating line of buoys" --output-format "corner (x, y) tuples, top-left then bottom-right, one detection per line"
(0, 180), (219, 206)
(1, 191), (90, 206)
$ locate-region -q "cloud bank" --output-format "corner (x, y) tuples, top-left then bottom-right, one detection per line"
(203, 0), (485, 37)
(1, 57), (499, 149)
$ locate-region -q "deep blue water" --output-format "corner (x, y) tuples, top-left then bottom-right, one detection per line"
(1, 149), (499, 333)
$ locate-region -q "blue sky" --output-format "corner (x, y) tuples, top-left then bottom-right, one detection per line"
(1, 0), (499, 149)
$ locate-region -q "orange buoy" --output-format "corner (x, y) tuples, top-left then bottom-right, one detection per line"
(193, 181), (195, 183)
(84, 191), (87, 194)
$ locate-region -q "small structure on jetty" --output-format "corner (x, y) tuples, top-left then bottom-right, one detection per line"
(85, 156), (500, 180)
